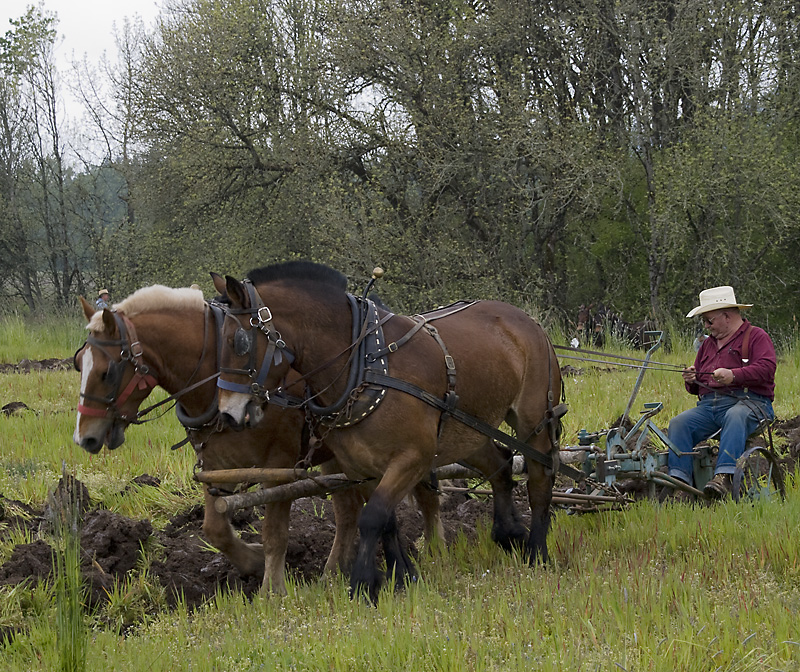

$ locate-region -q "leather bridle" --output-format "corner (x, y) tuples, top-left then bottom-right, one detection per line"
(75, 311), (158, 421)
(216, 279), (294, 400)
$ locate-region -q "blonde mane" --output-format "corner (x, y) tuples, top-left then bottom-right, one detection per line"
(87, 285), (205, 331)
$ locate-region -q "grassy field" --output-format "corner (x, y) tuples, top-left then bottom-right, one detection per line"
(1, 317), (799, 671)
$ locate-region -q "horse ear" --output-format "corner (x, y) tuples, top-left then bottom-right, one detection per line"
(224, 276), (249, 308)
(101, 308), (117, 335)
(79, 296), (95, 321)
(210, 272), (227, 297)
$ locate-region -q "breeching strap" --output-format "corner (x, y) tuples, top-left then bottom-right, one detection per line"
(363, 371), (581, 480)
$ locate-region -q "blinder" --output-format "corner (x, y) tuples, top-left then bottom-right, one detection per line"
(234, 327), (254, 357)
(217, 280), (293, 398)
(104, 358), (126, 389)
(73, 343), (85, 372)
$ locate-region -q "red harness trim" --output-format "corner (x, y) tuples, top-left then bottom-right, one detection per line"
(77, 402), (111, 418)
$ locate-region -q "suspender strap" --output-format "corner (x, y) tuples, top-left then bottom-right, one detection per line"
(741, 324), (753, 363)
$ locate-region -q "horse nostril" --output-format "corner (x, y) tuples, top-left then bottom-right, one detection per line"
(220, 412), (242, 431)
(82, 437), (102, 454)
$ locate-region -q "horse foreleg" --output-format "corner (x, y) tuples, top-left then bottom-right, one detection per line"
(350, 460), (430, 601)
(380, 508), (417, 590)
(202, 487), (264, 577)
(350, 489), (391, 602)
(261, 498), (292, 594)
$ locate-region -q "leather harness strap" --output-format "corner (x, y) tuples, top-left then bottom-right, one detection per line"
(363, 370), (581, 480)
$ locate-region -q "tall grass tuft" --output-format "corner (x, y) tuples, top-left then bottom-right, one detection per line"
(52, 465), (88, 672)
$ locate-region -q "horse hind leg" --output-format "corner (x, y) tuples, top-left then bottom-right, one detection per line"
(525, 451), (553, 564)
(516, 419), (555, 565)
(463, 440), (527, 552)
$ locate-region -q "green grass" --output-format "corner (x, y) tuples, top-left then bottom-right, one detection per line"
(4, 495), (799, 671)
(0, 312), (87, 363)
(1, 316), (800, 671)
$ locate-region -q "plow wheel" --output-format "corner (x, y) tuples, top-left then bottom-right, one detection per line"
(732, 446), (786, 503)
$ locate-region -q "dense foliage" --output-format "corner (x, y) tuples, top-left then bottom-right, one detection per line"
(1, 0), (799, 335)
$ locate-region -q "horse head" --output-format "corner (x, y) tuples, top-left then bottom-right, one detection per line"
(73, 286), (207, 453)
(214, 274), (296, 430)
(73, 297), (159, 453)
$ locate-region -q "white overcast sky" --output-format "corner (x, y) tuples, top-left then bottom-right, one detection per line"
(3, 0), (163, 70)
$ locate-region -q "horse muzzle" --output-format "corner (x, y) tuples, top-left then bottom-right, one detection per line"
(219, 398), (263, 430)
(75, 418), (127, 453)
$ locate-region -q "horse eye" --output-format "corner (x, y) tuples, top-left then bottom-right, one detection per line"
(104, 362), (122, 387)
(234, 328), (252, 357)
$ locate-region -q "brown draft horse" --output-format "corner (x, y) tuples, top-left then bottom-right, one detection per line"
(72, 284), (443, 595)
(214, 262), (563, 600)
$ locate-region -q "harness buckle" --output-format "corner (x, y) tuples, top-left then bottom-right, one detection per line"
(251, 382), (269, 400)
(130, 340), (144, 358)
(257, 306), (273, 324)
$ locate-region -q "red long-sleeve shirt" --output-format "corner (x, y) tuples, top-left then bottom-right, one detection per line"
(688, 319), (776, 400)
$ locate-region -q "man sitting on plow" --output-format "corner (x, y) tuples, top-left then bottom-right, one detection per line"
(668, 286), (776, 499)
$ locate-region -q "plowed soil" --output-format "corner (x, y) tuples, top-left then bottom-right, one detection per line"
(0, 476), (495, 611)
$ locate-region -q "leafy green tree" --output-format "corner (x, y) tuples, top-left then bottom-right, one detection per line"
(0, 8), (57, 310)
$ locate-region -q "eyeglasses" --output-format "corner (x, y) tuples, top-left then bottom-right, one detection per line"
(702, 313), (725, 326)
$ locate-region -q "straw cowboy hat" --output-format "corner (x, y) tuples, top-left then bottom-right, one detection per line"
(98, 288), (109, 297)
(686, 286), (753, 318)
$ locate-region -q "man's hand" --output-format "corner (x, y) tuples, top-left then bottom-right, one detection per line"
(682, 365), (697, 383)
(712, 368), (734, 385)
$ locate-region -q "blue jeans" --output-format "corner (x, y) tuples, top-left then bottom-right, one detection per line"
(667, 391), (774, 486)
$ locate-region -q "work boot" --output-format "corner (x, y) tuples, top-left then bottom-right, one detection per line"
(704, 473), (732, 500)
(671, 488), (695, 504)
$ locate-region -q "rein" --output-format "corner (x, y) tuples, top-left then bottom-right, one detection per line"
(554, 342), (721, 377)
